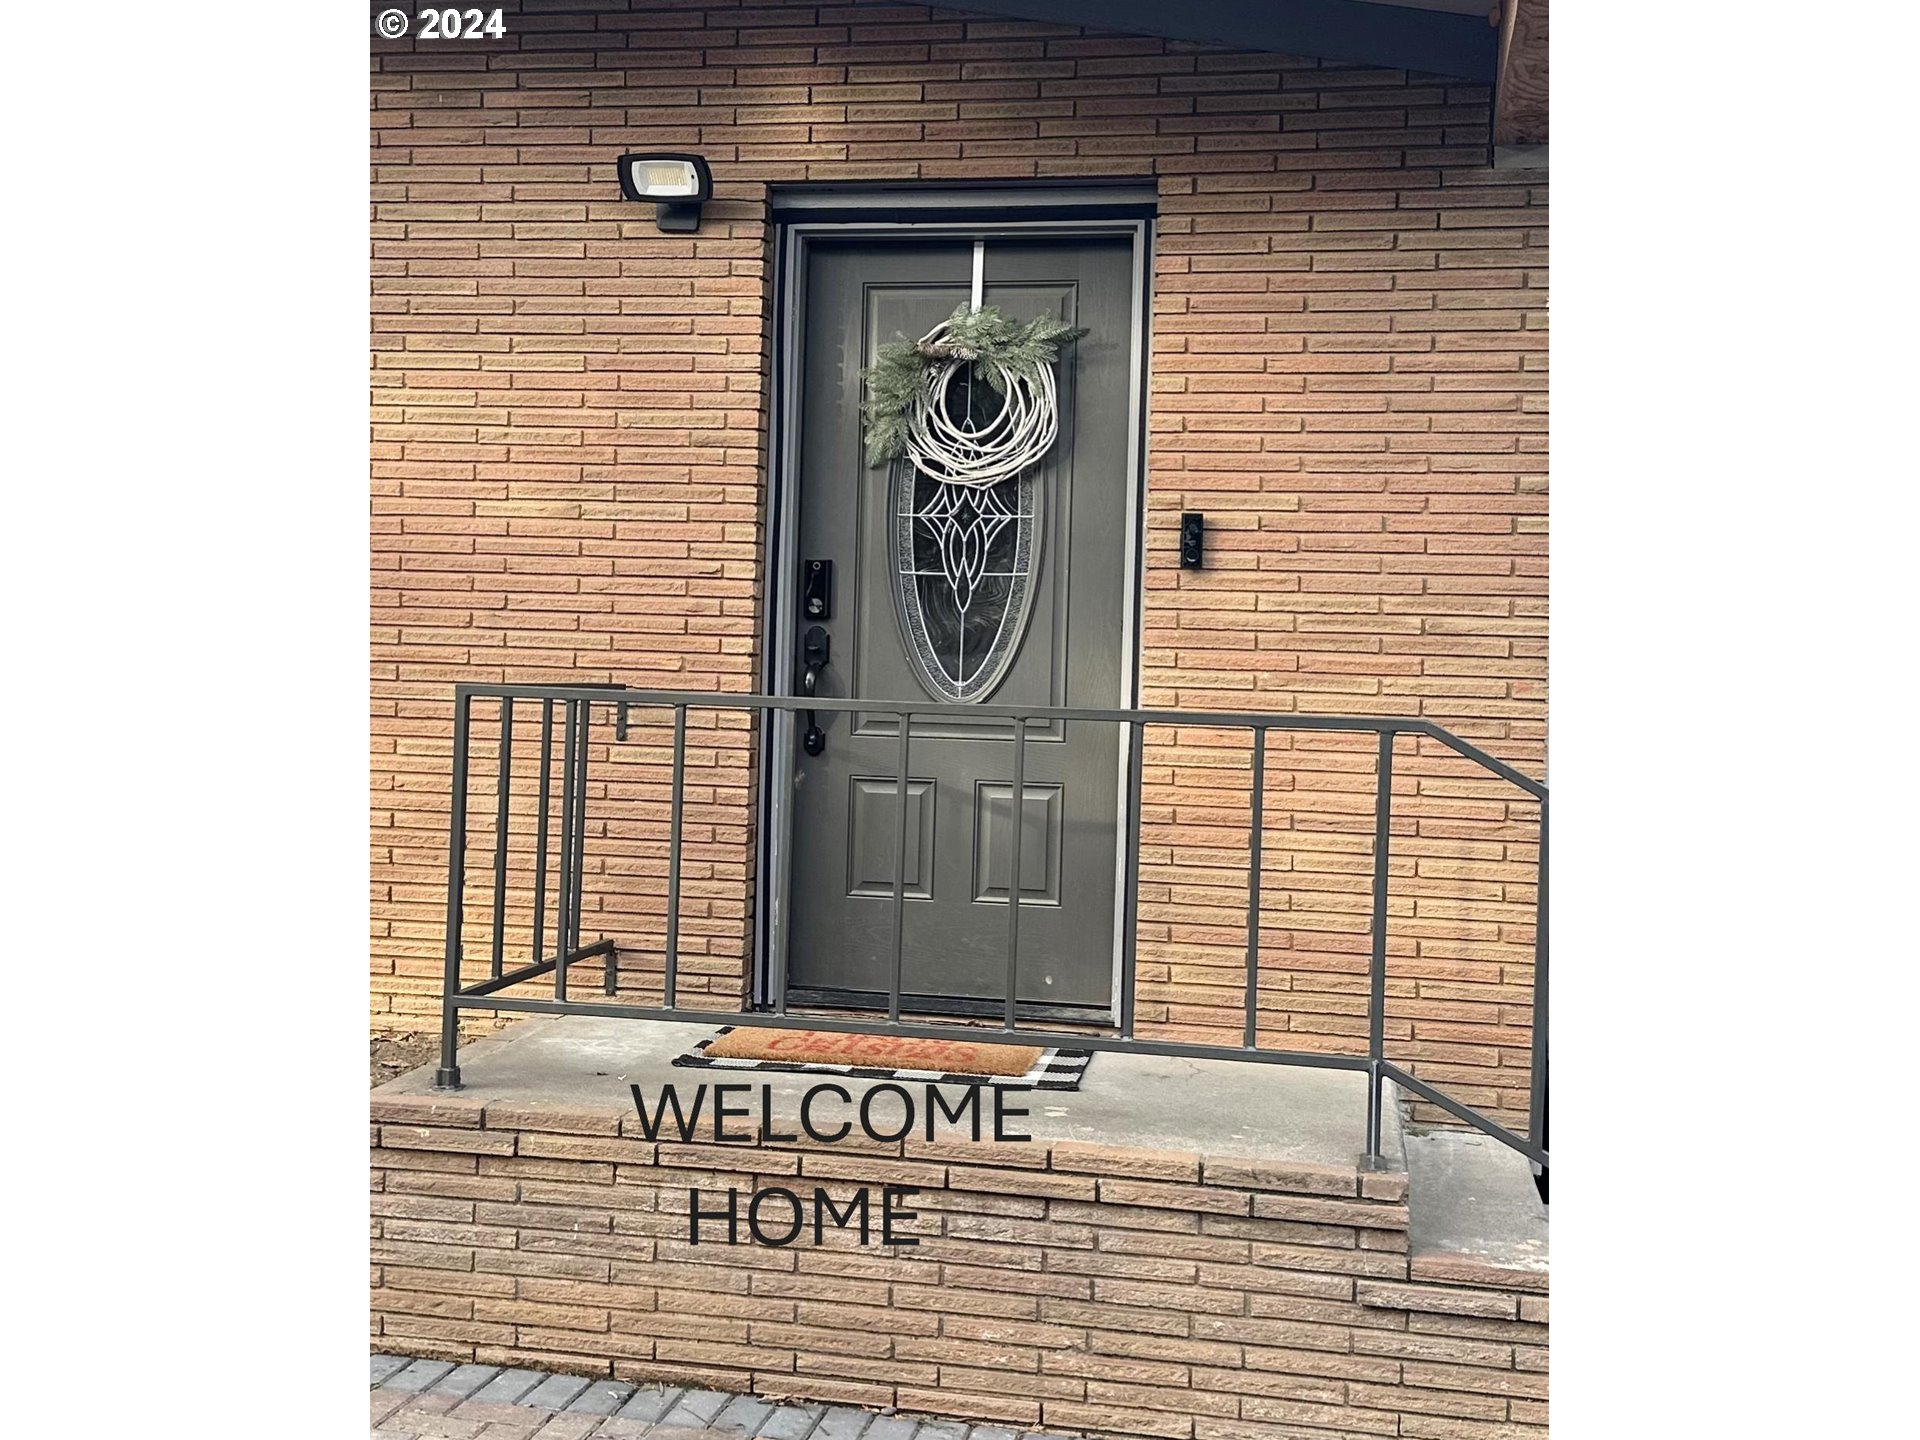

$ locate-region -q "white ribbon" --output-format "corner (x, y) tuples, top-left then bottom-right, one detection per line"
(901, 314), (1060, 489)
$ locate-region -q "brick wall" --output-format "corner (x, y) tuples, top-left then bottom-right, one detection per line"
(371, 1091), (1548, 1435)
(371, 2), (1548, 1130)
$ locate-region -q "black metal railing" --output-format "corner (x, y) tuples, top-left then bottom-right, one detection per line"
(432, 682), (1548, 1179)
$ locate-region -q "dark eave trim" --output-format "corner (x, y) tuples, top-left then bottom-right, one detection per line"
(945, 0), (1498, 82)
(772, 179), (1159, 223)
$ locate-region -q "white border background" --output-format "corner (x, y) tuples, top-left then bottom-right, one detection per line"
(7, 5), (368, 1431)
(1552, 3), (1916, 1433)
(5, 4), (1917, 1434)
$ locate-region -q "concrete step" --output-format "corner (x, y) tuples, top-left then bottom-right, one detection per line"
(1399, 1108), (1548, 1290)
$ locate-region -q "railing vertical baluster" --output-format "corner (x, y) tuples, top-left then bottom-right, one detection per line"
(490, 698), (513, 979)
(565, 702), (591, 981)
(532, 699), (553, 967)
(1120, 719), (1143, 1040)
(890, 711), (911, 1023)
(1363, 728), (1395, 1163)
(665, 704), (686, 1008)
(1004, 717), (1027, 1030)
(611, 693), (629, 990)
(435, 692), (473, 1089)
(555, 700), (577, 993)
(771, 710), (793, 1017)
(1244, 725), (1266, 1049)
(606, 701), (623, 996)
(1528, 795), (1549, 1184)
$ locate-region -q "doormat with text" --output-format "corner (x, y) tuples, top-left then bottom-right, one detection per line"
(672, 1025), (1092, 1090)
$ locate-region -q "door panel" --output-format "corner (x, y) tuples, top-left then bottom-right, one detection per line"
(785, 234), (1136, 1015)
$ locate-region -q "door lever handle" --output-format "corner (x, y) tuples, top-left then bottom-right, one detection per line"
(800, 625), (830, 757)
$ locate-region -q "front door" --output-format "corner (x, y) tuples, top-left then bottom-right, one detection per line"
(783, 232), (1138, 1018)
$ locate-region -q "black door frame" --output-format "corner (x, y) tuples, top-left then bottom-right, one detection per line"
(753, 188), (1156, 1015)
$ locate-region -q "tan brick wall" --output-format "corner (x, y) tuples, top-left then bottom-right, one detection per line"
(371, 2), (1548, 1131)
(370, 1092), (1548, 1436)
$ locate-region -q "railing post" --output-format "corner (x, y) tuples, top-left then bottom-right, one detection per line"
(490, 698), (513, 979)
(569, 700), (590, 957)
(890, 710), (911, 1023)
(1244, 725), (1266, 1049)
(664, 703), (686, 1007)
(1363, 728), (1395, 1165)
(1529, 795), (1549, 1191)
(554, 701), (578, 997)
(1004, 716), (1027, 1030)
(607, 695), (632, 995)
(1120, 719), (1143, 1039)
(532, 699), (553, 968)
(770, 708), (793, 1017)
(435, 691), (473, 1089)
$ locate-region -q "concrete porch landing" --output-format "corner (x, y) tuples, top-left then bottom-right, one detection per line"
(379, 1016), (1402, 1175)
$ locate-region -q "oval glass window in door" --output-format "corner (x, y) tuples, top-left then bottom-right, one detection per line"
(890, 459), (1043, 703)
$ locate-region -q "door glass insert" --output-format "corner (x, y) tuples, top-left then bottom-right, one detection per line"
(889, 368), (1044, 703)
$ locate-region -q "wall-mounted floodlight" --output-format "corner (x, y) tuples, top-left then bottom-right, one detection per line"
(616, 153), (712, 232)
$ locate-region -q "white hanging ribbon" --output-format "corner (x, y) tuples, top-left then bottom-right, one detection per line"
(902, 319), (1058, 488)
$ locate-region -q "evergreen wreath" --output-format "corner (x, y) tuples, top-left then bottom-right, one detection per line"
(861, 303), (1088, 485)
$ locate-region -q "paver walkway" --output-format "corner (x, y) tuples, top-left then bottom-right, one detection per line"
(371, 1355), (1087, 1440)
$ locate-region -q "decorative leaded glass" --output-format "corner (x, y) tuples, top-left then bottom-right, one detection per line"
(888, 359), (1047, 704)
(891, 466), (1041, 703)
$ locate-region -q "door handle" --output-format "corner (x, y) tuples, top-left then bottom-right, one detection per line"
(800, 625), (830, 756)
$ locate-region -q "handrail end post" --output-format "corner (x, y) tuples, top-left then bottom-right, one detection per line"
(1359, 1056), (1385, 1168)
(436, 689), (473, 1090)
(434, 996), (462, 1090)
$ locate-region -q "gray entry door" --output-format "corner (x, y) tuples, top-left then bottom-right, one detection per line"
(784, 234), (1136, 1018)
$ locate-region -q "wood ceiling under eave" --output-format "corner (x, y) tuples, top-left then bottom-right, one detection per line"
(1494, 0), (1549, 146)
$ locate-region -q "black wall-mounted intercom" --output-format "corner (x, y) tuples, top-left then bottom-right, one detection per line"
(1180, 513), (1205, 569)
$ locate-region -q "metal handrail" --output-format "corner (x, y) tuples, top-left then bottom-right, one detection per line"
(432, 682), (1548, 1177)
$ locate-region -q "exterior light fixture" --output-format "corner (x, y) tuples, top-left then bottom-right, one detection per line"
(616, 153), (712, 232)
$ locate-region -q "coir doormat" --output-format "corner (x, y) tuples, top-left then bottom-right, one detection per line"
(673, 1025), (1092, 1090)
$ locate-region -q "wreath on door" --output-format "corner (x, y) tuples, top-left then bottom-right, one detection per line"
(860, 302), (1087, 485)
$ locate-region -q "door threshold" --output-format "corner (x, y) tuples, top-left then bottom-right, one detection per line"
(778, 987), (1114, 1030)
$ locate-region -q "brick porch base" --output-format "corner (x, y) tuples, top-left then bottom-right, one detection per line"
(372, 1021), (1546, 1438)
